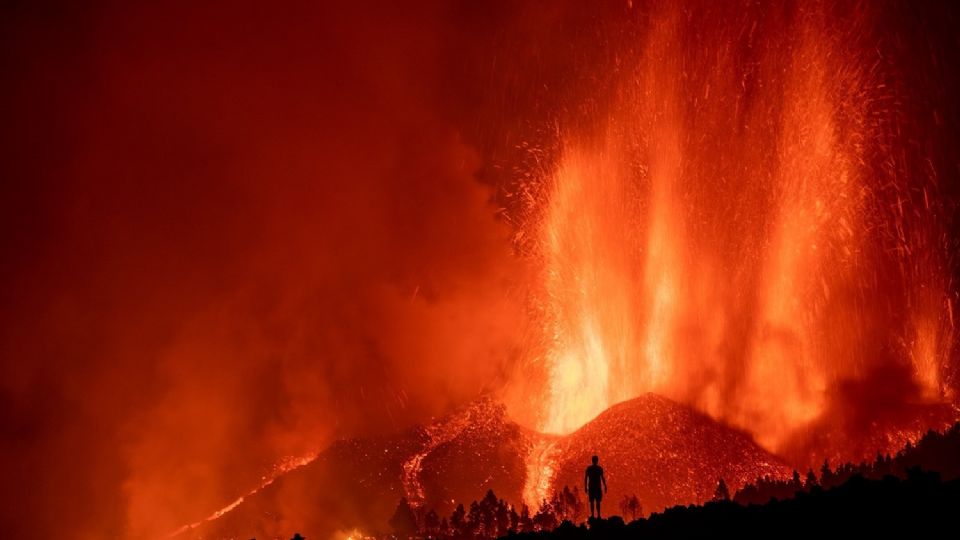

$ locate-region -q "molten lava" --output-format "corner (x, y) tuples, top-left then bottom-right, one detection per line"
(524, 0), (957, 465)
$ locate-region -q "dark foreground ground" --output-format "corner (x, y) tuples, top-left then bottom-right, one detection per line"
(503, 470), (960, 540)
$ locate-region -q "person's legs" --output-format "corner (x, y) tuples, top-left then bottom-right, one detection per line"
(589, 498), (595, 517)
(596, 498), (601, 519)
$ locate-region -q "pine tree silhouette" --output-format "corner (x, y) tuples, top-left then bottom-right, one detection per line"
(713, 478), (730, 502)
(389, 498), (417, 536)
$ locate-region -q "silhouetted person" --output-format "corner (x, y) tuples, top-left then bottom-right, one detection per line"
(584, 455), (607, 518)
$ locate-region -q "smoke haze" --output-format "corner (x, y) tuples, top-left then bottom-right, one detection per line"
(1, 2), (530, 537)
(1, 1), (959, 538)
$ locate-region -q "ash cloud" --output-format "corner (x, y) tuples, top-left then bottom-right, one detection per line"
(0, 2), (527, 538)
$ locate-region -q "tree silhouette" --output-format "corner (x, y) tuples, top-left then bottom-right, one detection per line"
(495, 498), (510, 536)
(820, 459), (833, 487)
(479, 490), (498, 536)
(423, 509), (440, 536)
(713, 478), (730, 502)
(533, 499), (558, 531)
(508, 505), (520, 532)
(467, 500), (482, 536)
(619, 494), (641, 521)
(450, 503), (466, 537)
(519, 504), (534, 532)
(791, 470), (802, 489)
(805, 469), (818, 488)
(389, 497), (417, 536)
(548, 485), (585, 522)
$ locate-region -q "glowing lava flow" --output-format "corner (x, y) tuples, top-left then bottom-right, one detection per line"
(527, 1), (956, 459)
(401, 406), (474, 506)
(539, 148), (637, 434)
(166, 454), (317, 538)
(522, 436), (561, 509)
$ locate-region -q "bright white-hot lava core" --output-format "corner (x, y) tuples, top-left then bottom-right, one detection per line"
(529, 3), (955, 460)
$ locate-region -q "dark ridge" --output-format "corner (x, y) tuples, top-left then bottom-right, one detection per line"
(501, 471), (959, 540)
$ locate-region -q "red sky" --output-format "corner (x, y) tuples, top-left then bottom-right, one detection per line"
(2, 2), (959, 538)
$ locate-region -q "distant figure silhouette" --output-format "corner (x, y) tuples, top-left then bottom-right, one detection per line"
(584, 455), (607, 518)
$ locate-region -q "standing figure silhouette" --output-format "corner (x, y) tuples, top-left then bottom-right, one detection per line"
(584, 455), (607, 519)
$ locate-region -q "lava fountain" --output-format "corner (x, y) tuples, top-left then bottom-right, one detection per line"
(524, 1), (957, 462)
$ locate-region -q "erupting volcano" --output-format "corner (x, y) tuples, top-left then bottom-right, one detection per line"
(515, 2), (960, 465)
(2, 1), (960, 539)
(188, 396), (788, 539)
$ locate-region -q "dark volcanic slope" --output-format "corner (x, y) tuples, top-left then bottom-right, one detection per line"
(417, 399), (530, 514)
(188, 395), (786, 539)
(192, 399), (529, 540)
(551, 394), (789, 513)
(193, 429), (419, 540)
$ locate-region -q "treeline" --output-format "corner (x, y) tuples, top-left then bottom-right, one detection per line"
(387, 422), (960, 539)
(390, 485), (635, 539)
(269, 422), (960, 540)
(732, 422), (960, 505)
(504, 469), (960, 539)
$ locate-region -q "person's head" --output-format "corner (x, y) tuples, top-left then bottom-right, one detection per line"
(591, 455), (599, 465)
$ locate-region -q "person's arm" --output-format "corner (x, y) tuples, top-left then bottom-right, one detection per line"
(584, 470), (589, 493)
(602, 471), (607, 492)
